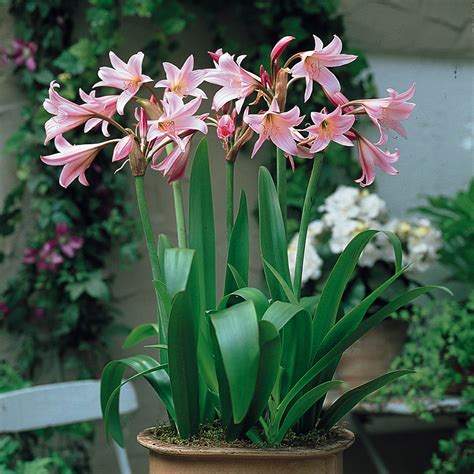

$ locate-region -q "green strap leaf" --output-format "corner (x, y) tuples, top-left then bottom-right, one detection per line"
(168, 290), (201, 438)
(224, 191), (249, 295)
(318, 370), (414, 430)
(275, 380), (342, 444)
(164, 248), (195, 298)
(262, 258), (298, 305)
(217, 287), (270, 319)
(258, 167), (292, 302)
(226, 263), (246, 290)
(315, 265), (410, 359)
(189, 138), (216, 310)
(210, 301), (260, 424)
(262, 301), (312, 397)
(122, 323), (160, 349)
(312, 230), (402, 355)
(100, 355), (174, 447)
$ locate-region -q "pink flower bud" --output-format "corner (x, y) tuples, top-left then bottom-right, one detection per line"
(208, 48), (223, 64)
(217, 114), (235, 140)
(259, 66), (272, 88)
(270, 36), (294, 63)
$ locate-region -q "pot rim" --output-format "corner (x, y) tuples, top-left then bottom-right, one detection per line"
(137, 428), (355, 459)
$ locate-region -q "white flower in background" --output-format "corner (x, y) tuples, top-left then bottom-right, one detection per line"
(329, 219), (360, 253)
(319, 186), (360, 226)
(359, 242), (382, 267)
(288, 232), (323, 284)
(358, 192), (387, 221)
(405, 218), (442, 273)
(308, 220), (326, 238)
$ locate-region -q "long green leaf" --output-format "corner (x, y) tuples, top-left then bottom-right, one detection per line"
(210, 301), (260, 424)
(189, 138), (216, 310)
(318, 370), (414, 429)
(217, 287), (269, 319)
(277, 286), (449, 419)
(164, 248), (195, 297)
(262, 258), (298, 305)
(100, 355), (174, 446)
(315, 265), (410, 359)
(312, 230), (402, 355)
(262, 301), (312, 396)
(258, 167), (291, 302)
(240, 320), (281, 434)
(157, 233), (171, 280)
(226, 263), (246, 290)
(122, 323), (160, 349)
(168, 290), (200, 438)
(224, 191), (249, 295)
(275, 380), (342, 444)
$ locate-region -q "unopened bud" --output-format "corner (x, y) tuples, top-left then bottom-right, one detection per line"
(270, 36), (295, 64)
(275, 68), (289, 110)
(259, 66), (272, 88)
(129, 140), (147, 176)
(135, 98), (162, 120)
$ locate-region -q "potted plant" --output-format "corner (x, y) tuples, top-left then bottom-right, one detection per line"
(40, 35), (449, 473)
(287, 185), (443, 389)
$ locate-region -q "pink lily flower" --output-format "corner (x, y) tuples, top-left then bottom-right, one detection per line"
(352, 84), (416, 145)
(155, 55), (207, 99)
(206, 52), (261, 113)
(112, 134), (136, 162)
(94, 51), (152, 114)
(208, 48), (224, 64)
(217, 114), (235, 140)
(244, 98), (304, 158)
(151, 135), (192, 183)
(44, 82), (118, 143)
(291, 35), (357, 102)
(41, 135), (119, 188)
(354, 133), (399, 187)
(147, 92), (207, 149)
(271, 36), (295, 63)
(79, 89), (119, 137)
(304, 106), (355, 153)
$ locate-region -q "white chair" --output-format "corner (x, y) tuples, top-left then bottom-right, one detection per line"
(0, 379), (138, 474)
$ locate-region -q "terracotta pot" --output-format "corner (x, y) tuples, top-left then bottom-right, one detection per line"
(137, 428), (355, 474)
(336, 319), (407, 389)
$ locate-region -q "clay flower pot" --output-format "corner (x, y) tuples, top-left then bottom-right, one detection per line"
(137, 428), (355, 474)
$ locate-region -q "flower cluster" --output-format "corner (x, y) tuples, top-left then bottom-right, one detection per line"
(288, 186), (442, 284)
(41, 35), (415, 188)
(22, 223), (83, 272)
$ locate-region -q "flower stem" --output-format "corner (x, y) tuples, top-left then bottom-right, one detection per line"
(172, 180), (187, 248)
(226, 160), (235, 243)
(135, 175), (160, 281)
(293, 154), (324, 299)
(276, 147), (287, 239)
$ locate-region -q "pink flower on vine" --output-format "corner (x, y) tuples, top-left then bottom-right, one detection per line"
(36, 240), (64, 272)
(147, 93), (207, 149)
(244, 98), (304, 158)
(56, 223), (84, 258)
(155, 55), (207, 99)
(206, 52), (261, 113)
(304, 106), (355, 153)
(94, 51), (152, 114)
(1, 39), (38, 71)
(0, 301), (10, 316)
(351, 84), (416, 145)
(41, 135), (119, 187)
(23, 247), (38, 265)
(291, 35), (356, 101)
(354, 133), (399, 187)
(44, 82), (118, 143)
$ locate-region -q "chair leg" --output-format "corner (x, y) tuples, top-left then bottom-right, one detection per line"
(112, 440), (132, 474)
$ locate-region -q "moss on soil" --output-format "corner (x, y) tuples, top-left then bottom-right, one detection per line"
(152, 420), (347, 449)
